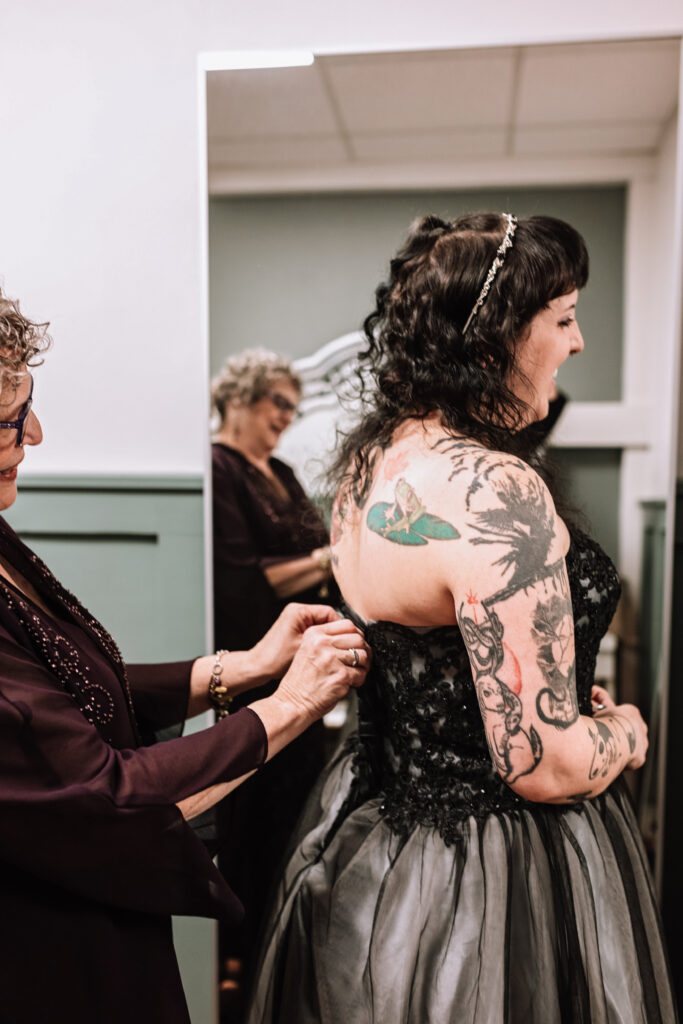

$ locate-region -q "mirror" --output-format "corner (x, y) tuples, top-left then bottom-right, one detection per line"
(203, 34), (682, 950)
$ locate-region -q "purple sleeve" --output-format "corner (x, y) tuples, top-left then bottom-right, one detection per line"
(126, 660), (194, 731)
(0, 634), (268, 916)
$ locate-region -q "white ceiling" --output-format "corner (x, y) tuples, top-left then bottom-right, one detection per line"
(207, 39), (680, 194)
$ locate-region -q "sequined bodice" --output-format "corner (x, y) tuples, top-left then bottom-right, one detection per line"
(347, 529), (620, 843)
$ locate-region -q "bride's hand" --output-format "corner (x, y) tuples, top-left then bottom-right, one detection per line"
(251, 602), (342, 680)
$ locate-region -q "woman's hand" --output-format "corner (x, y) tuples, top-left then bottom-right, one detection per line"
(251, 602), (342, 681)
(590, 685), (616, 712)
(275, 618), (370, 722)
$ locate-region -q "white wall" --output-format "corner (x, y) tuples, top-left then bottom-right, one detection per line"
(0, 0), (682, 476)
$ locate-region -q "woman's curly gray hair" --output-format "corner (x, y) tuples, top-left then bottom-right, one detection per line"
(211, 348), (301, 422)
(0, 289), (51, 400)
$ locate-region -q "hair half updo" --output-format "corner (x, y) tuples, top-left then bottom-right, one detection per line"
(329, 212), (589, 502)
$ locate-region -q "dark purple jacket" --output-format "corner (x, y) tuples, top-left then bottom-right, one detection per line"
(0, 516), (267, 1023)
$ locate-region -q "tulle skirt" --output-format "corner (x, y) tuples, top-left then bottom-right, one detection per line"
(246, 745), (677, 1024)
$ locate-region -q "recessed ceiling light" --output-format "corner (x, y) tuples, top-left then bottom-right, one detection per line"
(200, 50), (315, 71)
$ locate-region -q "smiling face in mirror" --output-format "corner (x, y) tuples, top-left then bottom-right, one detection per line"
(513, 290), (584, 423)
(227, 377), (300, 460)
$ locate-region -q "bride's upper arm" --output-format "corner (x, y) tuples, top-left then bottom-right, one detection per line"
(436, 454), (579, 800)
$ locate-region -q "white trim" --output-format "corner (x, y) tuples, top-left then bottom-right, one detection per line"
(304, 33), (683, 60)
(549, 402), (655, 449)
(197, 57), (214, 663)
(293, 331), (364, 378)
(200, 50), (314, 71)
(209, 154), (656, 197)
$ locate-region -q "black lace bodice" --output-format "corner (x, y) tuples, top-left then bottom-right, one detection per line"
(346, 528), (621, 844)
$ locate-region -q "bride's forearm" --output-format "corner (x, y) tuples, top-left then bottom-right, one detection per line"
(511, 710), (639, 804)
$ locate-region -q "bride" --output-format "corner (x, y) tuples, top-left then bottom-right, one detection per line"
(247, 212), (676, 1024)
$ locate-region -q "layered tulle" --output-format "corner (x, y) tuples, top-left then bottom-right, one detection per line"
(247, 747), (676, 1024)
(248, 530), (676, 1023)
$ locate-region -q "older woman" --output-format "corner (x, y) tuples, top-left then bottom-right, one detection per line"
(211, 349), (340, 998)
(211, 349), (334, 651)
(248, 214), (675, 1023)
(0, 291), (369, 1024)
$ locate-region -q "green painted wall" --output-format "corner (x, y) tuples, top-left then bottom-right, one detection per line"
(209, 186), (625, 401)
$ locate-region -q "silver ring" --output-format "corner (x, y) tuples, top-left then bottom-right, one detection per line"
(350, 648), (360, 668)
(594, 703), (606, 711)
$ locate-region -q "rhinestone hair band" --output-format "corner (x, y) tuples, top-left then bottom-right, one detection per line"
(462, 213), (518, 334)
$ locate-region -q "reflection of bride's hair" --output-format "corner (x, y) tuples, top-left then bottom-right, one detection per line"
(210, 347), (301, 422)
(327, 212), (588, 503)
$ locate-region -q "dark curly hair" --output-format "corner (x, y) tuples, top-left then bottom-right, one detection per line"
(0, 289), (51, 403)
(330, 212), (588, 501)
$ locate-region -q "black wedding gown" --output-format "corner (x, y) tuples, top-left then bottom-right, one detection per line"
(247, 529), (677, 1024)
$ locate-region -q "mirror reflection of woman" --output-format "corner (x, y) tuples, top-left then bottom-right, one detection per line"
(247, 214), (676, 1024)
(211, 350), (337, 1001)
(212, 350), (335, 646)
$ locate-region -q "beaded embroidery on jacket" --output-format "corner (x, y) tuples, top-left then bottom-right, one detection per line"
(0, 527), (140, 742)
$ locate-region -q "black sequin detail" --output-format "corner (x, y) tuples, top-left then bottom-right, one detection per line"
(346, 528), (621, 845)
(0, 520), (140, 743)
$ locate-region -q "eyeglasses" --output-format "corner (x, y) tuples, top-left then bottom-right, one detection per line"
(267, 391), (298, 415)
(0, 376), (34, 446)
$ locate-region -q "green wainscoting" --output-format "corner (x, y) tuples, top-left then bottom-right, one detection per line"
(5, 474), (206, 662)
(4, 474), (217, 1024)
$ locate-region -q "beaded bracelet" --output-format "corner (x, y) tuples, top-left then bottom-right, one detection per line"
(208, 649), (233, 718)
(316, 546), (332, 573)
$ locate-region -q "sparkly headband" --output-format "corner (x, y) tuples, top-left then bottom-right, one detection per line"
(462, 213), (518, 334)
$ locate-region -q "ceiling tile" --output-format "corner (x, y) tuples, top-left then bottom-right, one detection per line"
(517, 39), (680, 125)
(207, 65), (337, 139)
(322, 48), (517, 133)
(514, 120), (663, 157)
(205, 40), (680, 192)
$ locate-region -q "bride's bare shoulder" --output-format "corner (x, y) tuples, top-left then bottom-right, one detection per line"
(427, 433), (535, 500)
(330, 426), (532, 546)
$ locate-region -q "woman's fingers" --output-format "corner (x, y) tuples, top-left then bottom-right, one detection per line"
(331, 637), (371, 668)
(309, 616), (360, 635)
(295, 603), (341, 626)
(591, 684), (615, 710)
(303, 619), (370, 656)
(278, 620), (371, 718)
